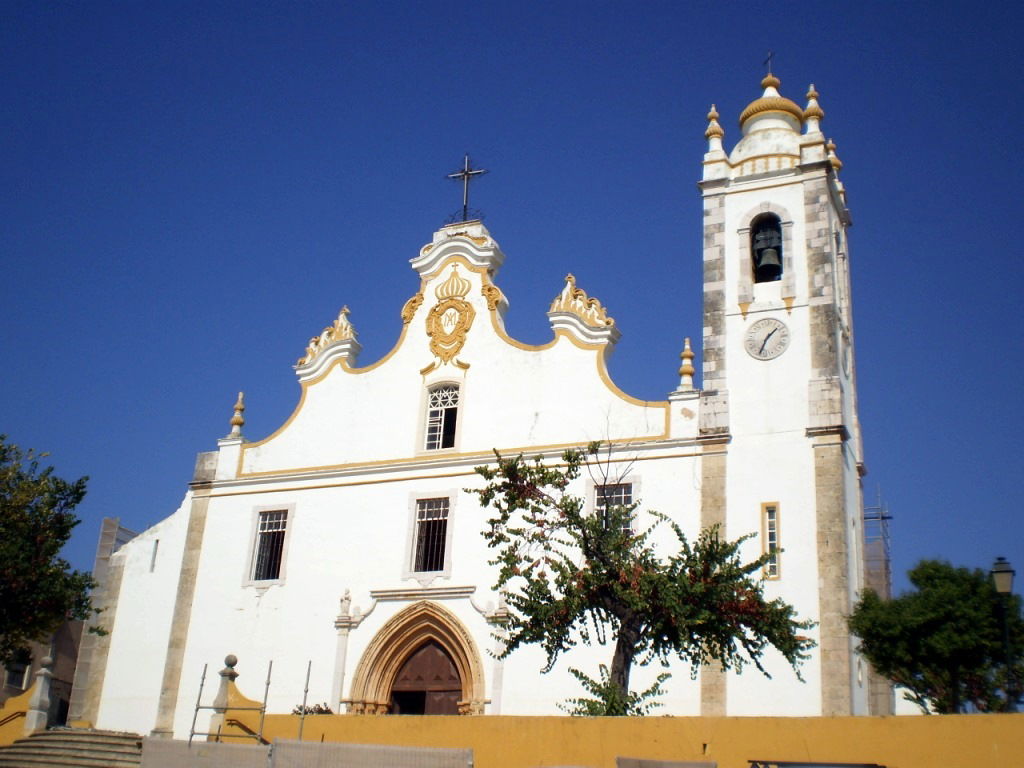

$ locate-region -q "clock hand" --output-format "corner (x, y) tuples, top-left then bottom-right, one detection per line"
(759, 328), (778, 355)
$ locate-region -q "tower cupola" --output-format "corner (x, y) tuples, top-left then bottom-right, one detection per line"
(727, 74), (804, 176)
(738, 73), (804, 134)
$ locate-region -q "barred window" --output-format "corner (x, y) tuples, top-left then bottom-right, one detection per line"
(596, 483), (633, 534)
(251, 510), (288, 581)
(414, 498), (449, 572)
(763, 503), (780, 578)
(425, 385), (459, 450)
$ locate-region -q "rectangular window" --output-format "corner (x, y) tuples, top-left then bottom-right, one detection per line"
(763, 503), (780, 578)
(425, 385), (459, 450)
(4, 651), (30, 690)
(596, 483), (633, 533)
(414, 498), (449, 572)
(251, 510), (288, 581)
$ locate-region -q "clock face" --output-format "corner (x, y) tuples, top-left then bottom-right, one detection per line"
(744, 318), (790, 360)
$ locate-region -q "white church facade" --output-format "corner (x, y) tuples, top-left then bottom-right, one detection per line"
(74, 74), (879, 736)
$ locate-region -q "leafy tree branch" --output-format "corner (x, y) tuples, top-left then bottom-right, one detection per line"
(472, 442), (815, 713)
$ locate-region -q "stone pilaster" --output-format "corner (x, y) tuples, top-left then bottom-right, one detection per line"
(152, 492), (211, 737)
(701, 188), (727, 393)
(812, 431), (852, 715)
(69, 519), (128, 726)
(804, 175), (838, 379)
(699, 443), (728, 715)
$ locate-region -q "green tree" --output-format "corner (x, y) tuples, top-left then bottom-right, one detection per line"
(0, 436), (95, 665)
(472, 443), (815, 714)
(848, 559), (1024, 713)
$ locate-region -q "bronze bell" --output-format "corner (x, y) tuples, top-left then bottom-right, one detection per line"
(753, 227), (783, 282)
(756, 247), (782, 281)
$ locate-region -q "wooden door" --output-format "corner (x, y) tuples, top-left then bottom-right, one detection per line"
(389, 640), (461, 714)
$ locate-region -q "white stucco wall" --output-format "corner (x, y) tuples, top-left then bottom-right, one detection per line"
(94, 496), (190, 733)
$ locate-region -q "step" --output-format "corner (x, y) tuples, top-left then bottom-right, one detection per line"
(5, 741), (142, 759)
(12, 735), (141, 750)
(21, 730), (141, 744)
(0, 749), (140, 767)
(0, 730), (142, 768)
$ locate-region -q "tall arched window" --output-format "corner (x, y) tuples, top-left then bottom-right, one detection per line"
(424, 384), (459, 450)
(751, 214), (783, 283)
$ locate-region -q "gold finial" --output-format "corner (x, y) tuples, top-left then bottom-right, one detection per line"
(705, 104), (725, 139)
(678, 338), (696, 391)
(827, 138), (843, 171)
(761, 72), (781, 90)
(803, 83), (825, 121)
(297, 306), (358, 365)
(549, 274), (614, 328)
(229, 391), (245, 438)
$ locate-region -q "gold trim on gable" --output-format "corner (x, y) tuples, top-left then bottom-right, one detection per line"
(241, 249), (670, 474)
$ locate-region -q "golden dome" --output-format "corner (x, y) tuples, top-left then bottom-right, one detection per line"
(738, 73), (804, 128)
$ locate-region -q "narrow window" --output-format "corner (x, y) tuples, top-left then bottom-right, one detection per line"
(4, 649), (31, 690)
(414, 498), (449, 572)
(763, 503), (780, 578)
(596, 483), (634, 534)
(751, 214), (783, 283)
(425, 384), (459, 450)
(251, 510), (288, 581)
(150, 539), (159, 572)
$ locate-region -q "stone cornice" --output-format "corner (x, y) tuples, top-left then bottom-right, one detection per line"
(369, 586), (476, 602)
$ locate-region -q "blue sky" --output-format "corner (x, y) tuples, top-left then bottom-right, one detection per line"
(2, 1), (1022, 595)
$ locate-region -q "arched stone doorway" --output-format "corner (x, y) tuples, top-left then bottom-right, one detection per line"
(390, 640), (461, 714)
(347, 601), (485, 714)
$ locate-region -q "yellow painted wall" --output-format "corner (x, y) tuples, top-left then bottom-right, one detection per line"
(0, 684), (33, 746)
(218, 685), (1024, 768)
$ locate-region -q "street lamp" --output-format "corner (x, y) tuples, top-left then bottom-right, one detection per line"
(990, 556), (1017, 712)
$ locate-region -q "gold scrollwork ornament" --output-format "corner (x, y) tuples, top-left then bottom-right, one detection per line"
(426, 298), (475, 363)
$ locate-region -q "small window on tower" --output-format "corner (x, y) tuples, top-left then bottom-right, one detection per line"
(425, 384), (459, 450)
(751, 214), (783, 283)
(762, 502), (780, 579)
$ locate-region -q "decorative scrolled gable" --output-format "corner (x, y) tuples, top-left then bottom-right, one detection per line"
(409, 220), (505, 278)
(295, 305), (363, 381)
(547, 273), (621, 347)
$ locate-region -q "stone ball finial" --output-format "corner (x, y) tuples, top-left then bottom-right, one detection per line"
(40, 656), (54, 668)
(224, 654), (238, 668)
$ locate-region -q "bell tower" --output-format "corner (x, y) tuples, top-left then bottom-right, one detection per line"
(697, 74), (872, 716)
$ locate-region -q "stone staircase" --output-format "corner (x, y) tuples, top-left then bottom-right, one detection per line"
(0, 729), (142, 767)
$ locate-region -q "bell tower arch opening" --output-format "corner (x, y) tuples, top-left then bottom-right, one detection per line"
(347, 601), (485, 715)
(751, 212), (783, 282)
